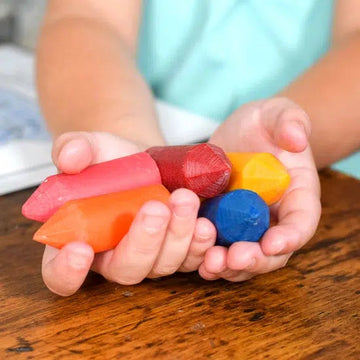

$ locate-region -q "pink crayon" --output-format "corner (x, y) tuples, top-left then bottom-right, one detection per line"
(22, 152), (161, 222)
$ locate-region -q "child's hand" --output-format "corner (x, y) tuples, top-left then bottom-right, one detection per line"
(199, 97), (321, 282)
(42, 132), (216, 296)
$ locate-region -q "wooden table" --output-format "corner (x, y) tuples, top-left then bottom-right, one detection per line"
(1, 169), (359, 359)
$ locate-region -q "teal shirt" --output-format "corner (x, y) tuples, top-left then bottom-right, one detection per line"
(138, 0), (360, 178)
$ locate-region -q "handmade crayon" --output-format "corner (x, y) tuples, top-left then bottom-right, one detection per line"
(226, 153), (290, 205)
(33, 184), (170, 253)
(199, 189), (270, 247)
(22, 152), (161, 222)
(146, 144), (231, 198)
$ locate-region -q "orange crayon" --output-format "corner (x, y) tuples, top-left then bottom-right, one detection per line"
(226, 153), (290, 205)
(33, 184), (170, 253)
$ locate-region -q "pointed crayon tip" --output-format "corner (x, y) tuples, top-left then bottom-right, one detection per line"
(185, 144), (231, 198)
(22, 176), (66, 222)
(33, 202), (83, 249)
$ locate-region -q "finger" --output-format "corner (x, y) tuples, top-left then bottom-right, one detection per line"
(178, 218), (217, 272)
(219, 270), (255, 282)
(219, 272), (255, 282)
(203, 246), (228, 273)
(200, 247), (238, 281)
(227, 241), (292, 273)
(52, 132), (93, 174)
(148, 189), (200, 277)
(261, 167), (321, 256)
(198, 263), (221, 281)
(199, 262), (253, 282)
(200, 241), (292, 282)
(52, 131), (140, 174)
(210, 244), (291, 282)
(91, 201), (171, 285)
(42, 242), (94, 296)
(260, 97), (311, 153)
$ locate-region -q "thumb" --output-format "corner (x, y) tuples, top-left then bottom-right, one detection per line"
(261, 97), (311, 153)
(52, 131), (141, 174)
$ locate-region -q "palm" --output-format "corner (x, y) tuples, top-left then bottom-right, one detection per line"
(199, 98), (321, 281)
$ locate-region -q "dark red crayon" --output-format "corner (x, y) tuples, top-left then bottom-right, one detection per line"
(146, 144), (232, 198)
(22, 152), (161, 222)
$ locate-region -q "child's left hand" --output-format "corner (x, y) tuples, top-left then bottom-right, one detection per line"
(200, 97), (321, 282)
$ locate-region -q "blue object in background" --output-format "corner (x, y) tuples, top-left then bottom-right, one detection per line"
(199, 189), (270, 247)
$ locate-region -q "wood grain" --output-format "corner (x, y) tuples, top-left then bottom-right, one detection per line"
(0, 169), (359, 360)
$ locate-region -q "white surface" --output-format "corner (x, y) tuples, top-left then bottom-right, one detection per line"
(156, 100), (218, 145)
(0, 45), (217, 195)
(0, 140), (57, 196)
(0, 139), (53, 175)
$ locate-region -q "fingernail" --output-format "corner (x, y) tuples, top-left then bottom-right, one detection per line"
(143, 214), (166, 233)
(67, 250), (89, 270)
(271, 240), (285, 254)
(174, 204), (193, 218)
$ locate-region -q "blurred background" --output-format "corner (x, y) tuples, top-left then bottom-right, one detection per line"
(0, 0), (358, 185)
(0, 0), (54, 195)
(0, 0), (45, 49)
(0, 0), (219, 194)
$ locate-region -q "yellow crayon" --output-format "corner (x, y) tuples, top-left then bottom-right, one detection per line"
(226, 153), (290, 205)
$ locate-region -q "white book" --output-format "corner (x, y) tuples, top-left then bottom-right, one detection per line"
(0, 45), (217, 195)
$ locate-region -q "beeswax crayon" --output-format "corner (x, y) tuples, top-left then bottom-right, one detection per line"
(146, 144), (231, 198)
(22, 152), (161, 222)
(199, 189), (269, 247)
(226, 153), (290, 205)
(33, 184), (170, 253)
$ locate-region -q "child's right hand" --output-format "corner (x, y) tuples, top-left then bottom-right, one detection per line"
(42, 132), (216, 296)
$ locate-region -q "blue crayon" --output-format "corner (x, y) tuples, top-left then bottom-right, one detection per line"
(199, 189), (270, 247)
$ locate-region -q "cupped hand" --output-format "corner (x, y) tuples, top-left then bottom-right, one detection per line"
(42, 131), (216, 296)
(199, 97), (321, 282)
